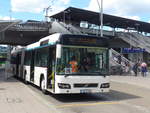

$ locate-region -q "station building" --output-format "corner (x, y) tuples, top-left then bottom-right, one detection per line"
(49, 7), (150, 67)
(1, 7), (150, 74)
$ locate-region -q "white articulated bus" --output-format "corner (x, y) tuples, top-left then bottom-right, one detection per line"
(11, 33), (110, 94)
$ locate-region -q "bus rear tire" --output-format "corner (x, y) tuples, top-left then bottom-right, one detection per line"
(24, 79), (29, 85)
(40, 77), (47, 94)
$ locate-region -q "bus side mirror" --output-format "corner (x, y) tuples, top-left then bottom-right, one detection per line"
(56, 44), (62, 58)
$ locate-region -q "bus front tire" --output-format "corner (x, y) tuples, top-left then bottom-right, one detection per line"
(24, 79), (29, 84)
(40, 77), (47, 94)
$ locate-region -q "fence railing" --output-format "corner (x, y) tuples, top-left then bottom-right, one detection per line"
(110, 49), (134, 75)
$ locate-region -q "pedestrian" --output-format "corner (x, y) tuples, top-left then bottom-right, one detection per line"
(140, 62), (147, 77)
(125, 62), (130, 73)
(132, 62), (139, 76)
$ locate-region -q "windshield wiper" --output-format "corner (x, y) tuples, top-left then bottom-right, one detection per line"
(64, 74), (70, 78)
(99, 73), (108, 77)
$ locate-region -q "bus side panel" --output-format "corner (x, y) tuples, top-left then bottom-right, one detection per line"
(34, 67), (47, 87)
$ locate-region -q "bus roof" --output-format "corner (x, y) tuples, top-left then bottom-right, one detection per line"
(26, 33), (108, 50)
(26, 33), (61, 50)
(11, 46), (25, 54)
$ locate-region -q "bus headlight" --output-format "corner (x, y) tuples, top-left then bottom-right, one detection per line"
(100, 83), (110, 88)
(58, 83), (71, 89)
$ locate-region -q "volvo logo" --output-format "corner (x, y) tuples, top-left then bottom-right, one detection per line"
(84, 84), (89, 87)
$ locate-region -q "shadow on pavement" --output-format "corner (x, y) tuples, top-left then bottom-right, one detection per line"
(48, 89), (141, 103)
(102, 90), (141, 101)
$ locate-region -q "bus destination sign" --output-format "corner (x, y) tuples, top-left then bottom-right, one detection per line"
(60, 35), (108, 47)
(68, 37), (97, 44)
(61, 37), (98, 46)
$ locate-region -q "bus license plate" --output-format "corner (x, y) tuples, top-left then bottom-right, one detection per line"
(80, 89), (91, 93)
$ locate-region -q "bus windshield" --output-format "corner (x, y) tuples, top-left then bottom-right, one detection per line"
(56, 46), (109, 75)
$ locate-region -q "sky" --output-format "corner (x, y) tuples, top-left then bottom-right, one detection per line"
(0, 0), (150, 22)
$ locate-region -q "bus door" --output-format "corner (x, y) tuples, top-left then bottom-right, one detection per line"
(19, 51), (25, 80)
(30, 51), (35, 82)
(47, 47), (55, 89)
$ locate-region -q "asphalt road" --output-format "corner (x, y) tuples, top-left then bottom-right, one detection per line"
(28, 80), (150, 113)
(1, 69), (150, 113)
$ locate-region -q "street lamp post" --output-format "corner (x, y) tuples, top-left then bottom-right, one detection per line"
(63, 10), (69, 24)
(44, 6), (51, 22)
(63, 11), (65, 24)
(97, 0), (103, 37)
(43, 0), (54, 22)
(9, 9), (12, 20)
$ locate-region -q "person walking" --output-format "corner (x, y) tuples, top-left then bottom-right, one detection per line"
(140, 62), (147, 77)
(132, 62), (139, 76)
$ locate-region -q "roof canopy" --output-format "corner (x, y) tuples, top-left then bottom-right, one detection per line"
(50, 7), (150, 33)
(0, 20), (21, 32)
(0, 20), (49, 46)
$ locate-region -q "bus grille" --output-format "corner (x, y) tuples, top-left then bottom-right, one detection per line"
(74, 83), (98, 88)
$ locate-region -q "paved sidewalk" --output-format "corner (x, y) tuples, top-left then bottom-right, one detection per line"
(111, 75), (150, 90)
(0, 70), (60, 113)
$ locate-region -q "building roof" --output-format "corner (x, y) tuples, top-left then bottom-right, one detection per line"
(0, 20), (50, 45)
(0, 20), (21, 32)
(50, 7), (150, 33)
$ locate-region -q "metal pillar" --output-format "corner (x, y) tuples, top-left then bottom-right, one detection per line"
(97, 0), (103, 37)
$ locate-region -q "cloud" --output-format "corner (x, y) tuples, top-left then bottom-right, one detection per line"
(0, 16), (15, 20)
(123, 16), (141, 21)
(87, 0), (150, 20)
(60, 0), (70, 5)
(11, 0), (70, 14)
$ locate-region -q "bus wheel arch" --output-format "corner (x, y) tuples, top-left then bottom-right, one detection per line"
(40, 74), (47, 94)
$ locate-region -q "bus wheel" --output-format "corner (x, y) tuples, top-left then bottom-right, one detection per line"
(25, 79), (29, 84)
(41, 77), (47, 94)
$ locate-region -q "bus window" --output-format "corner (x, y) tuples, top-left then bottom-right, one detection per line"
(24, 51), (32, 66)
(34, 47), (49, 67)
(56, 46), (108, 75)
